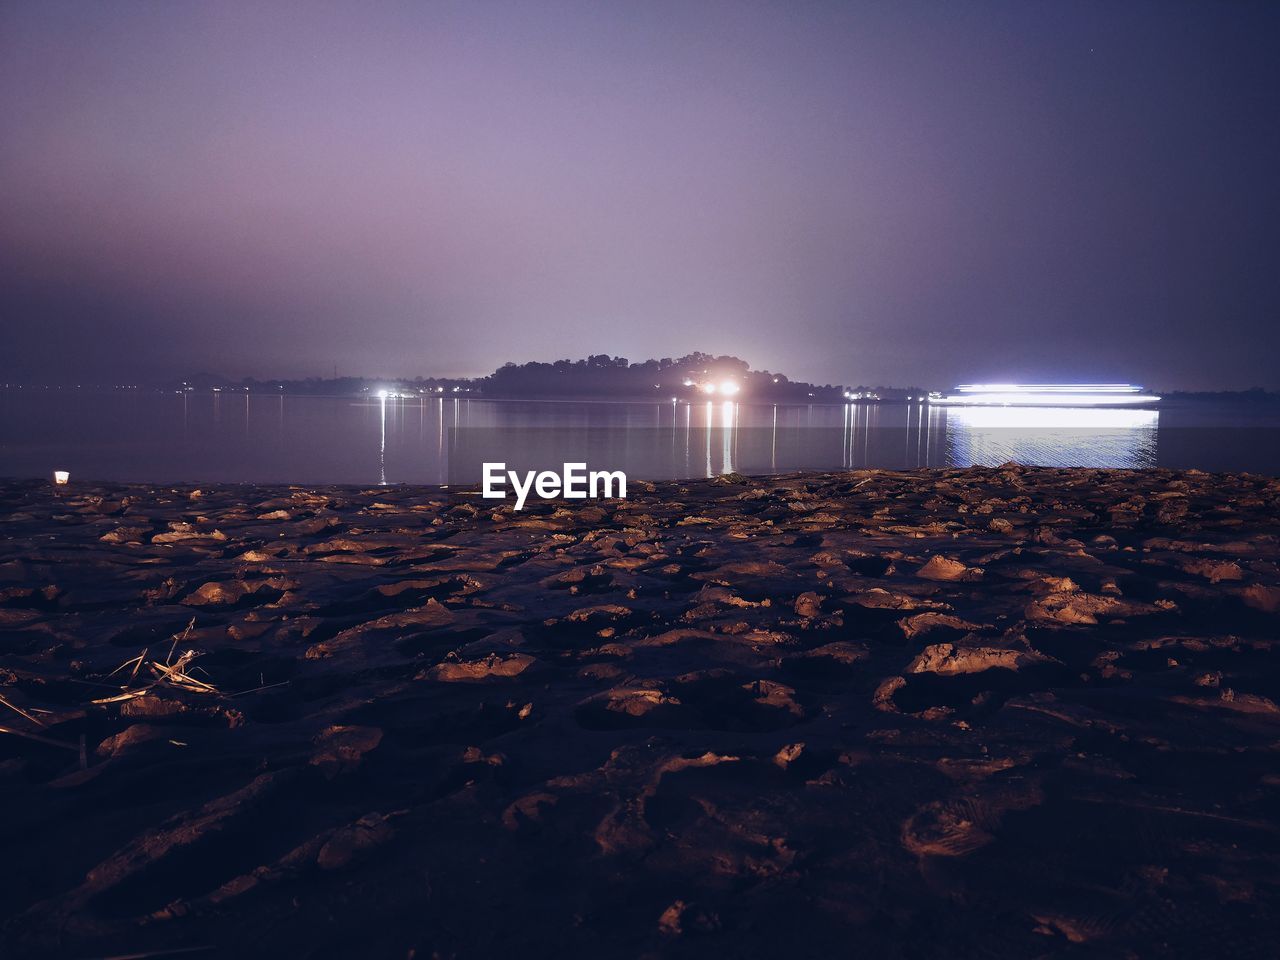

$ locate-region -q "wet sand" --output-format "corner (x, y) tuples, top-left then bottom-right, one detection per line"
(1, 466), (1278, 958)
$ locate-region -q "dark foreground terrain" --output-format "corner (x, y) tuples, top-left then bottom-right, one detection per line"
(1, 467), (1278, 958)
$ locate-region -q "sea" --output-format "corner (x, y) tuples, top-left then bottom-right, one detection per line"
(3, 389), (1279, 486)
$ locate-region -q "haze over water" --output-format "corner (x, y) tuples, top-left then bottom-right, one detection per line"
(3, 391), (1278, 486)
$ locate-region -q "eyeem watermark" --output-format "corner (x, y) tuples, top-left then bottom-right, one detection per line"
(482, 462), (627, 511)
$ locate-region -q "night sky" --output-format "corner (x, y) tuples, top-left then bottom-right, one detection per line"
(2, 1), (1278, 389)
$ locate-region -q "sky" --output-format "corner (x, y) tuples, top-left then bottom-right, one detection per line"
(2, 1), (1278, 390)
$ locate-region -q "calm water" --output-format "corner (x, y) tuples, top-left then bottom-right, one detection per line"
(2, 390), (1279, 485)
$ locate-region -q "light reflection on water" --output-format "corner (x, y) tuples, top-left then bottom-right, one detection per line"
(944, 406), (1159, 469)
(1, 391), (1275, 485)
(447, 399), (1162, 480)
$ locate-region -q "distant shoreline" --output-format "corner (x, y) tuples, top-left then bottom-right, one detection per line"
(6, 384), (1280, 403)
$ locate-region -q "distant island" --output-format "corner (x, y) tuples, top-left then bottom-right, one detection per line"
(159, 353), (930, 403)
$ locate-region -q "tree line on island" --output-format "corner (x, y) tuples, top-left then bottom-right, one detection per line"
(171, 353), (928, 402)
(486, 353), (849, 401)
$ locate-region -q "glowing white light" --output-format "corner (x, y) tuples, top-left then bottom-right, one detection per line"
(376, 389), (389, 399)
(53, 470), (70, 485)
(957, 383), (1141, 394)
(935, 384), (1160, 406)
(701, 382), (718, 395)
(719, 380), (740, 396)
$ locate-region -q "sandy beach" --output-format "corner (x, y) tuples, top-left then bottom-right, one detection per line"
(2, 466), (1279, 958)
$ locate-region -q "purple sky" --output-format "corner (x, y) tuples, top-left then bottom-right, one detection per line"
(2, 1), (1278, 389)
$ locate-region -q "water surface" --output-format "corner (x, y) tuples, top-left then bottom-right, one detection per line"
(2, 390), (1278, 485)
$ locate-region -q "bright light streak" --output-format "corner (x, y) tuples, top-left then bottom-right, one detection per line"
(956, 383), (1142, 394)
(937, 392), (1159, 406)
(936, 384), (1159, 406)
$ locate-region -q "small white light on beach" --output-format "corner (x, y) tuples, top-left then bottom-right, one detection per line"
(53, 470), (70, 485)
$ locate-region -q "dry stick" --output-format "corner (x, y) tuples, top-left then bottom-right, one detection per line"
(0, 692), (46, 727)
(106, 649), (147, 680)
(91, 689), (151, 706)
(0, 723), (81, 752)
(66, 678), (132, 690)
(149, 652), (218, 693)
(128, 646), (148, 683)
(225, 679), (291, 699)
(166, 617), (196, 666)
(94, 621), (219, 705)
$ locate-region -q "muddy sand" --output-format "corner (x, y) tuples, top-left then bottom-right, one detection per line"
(1, 466), (1279, 958)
